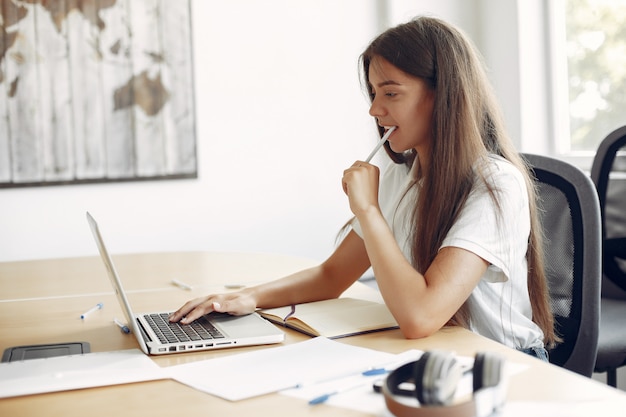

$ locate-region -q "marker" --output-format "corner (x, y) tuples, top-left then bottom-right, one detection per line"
(113, 318), (131, 334)
(171, 279), (193, 291)
(364, 126), (396, 163)
(80, 302), (103, 319)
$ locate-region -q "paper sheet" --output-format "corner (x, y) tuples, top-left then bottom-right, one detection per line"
(281, 350), (528, 415)
(503, 401), (623, 416)
(280, 349), (425, 413)
(166, 337), (396, 401)
(0, 349), (166, 398)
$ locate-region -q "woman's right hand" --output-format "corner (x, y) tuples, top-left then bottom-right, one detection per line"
(168, 289), (258, 324)
(342, 161), (381, 217)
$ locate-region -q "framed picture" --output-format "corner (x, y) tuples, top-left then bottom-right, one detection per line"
(0, 0), (197, 187)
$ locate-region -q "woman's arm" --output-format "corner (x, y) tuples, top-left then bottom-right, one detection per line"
(343, 161), (488, 339)
(358, 206), (488, 338)
(169, 229), (371, 324)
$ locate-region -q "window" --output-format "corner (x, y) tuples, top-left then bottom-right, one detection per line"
(550, 0), (626, 162)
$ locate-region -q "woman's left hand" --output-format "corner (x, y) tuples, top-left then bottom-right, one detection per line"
(342, 161), (381, 216)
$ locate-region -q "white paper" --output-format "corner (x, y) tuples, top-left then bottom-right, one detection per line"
(281, 350), (528, 415)
(0, 349), (167, 398)
(502, 401), (623, 416)
(281, 349), (425, 413)
(166, 337), (396, 401)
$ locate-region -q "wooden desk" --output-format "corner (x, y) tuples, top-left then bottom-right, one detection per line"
(1, 252), (625, 416)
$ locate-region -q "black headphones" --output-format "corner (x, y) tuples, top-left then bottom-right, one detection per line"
(382, 350), (506, 417)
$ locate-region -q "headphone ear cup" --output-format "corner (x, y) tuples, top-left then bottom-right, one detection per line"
(384, 351), (507, 417)
(473, 352), (485, 392)
(413, 351), (430, 403)
(473, 351), (504, 392)
(415, 350), (463, 406)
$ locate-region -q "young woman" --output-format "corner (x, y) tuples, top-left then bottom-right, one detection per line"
(170, 16), (558, 359)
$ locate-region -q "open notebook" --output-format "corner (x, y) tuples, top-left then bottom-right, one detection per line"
(86, 212), (285, 355)
(258, 297), (399, 339)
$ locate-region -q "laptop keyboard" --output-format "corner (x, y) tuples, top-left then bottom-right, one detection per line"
(144, 313), (225, 344)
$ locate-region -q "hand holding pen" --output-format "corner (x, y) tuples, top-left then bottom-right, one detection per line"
(342, 127), (396, 215)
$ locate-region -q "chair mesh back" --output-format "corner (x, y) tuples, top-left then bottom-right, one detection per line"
(528, 152), (600, 376)
(533, 171), (583, 367)
(537, 182), (574, 318)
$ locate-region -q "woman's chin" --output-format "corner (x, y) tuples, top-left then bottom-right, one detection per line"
(388, 142), (409, 154)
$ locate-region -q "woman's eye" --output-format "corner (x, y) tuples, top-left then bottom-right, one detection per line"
(369, 90), (397, 101)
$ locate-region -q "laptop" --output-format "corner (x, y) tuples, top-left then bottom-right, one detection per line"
(86, 212), (285, 355)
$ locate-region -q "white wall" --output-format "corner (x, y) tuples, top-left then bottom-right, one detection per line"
(0, 0), (525, 263)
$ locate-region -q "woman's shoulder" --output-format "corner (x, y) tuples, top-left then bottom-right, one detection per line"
(478, 154), (527, 192)
(483, 154), (524, 178)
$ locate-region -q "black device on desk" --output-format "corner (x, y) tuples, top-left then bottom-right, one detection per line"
(2, 342), (90, 362)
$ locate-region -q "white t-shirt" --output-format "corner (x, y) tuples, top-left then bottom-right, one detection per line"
(352, 154), (545, 350)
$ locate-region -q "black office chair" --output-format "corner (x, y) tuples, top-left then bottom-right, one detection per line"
(523, 153), (601, 377)
(590, 125), (626, 387)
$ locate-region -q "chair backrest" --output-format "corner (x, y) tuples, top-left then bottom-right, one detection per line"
(590, 126), (626, 294)
(523, 153), (601, 377)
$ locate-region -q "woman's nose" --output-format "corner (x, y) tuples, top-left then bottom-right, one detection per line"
(369, 99), (385, 118)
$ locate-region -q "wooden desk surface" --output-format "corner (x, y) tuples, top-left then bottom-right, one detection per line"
(1, 252), (625, 416)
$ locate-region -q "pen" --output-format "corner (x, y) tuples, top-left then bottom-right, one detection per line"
(171, 279), (193, 291)
(80, 302), (103, 319)
(364, 126), (396, 163)
(224, 283), (246, 289)
(113, 318), (131, 334)
(310, 362), (459, 404)
(297, 366), (389, 389)
(309, 378), (374, 405)
(361, 367), (389, 376)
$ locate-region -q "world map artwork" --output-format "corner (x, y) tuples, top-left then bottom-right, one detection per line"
(0, 0), (197, 186)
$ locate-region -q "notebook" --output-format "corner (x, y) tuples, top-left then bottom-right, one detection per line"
(258, 298), (399, 338)
(86, 212), (285, 355)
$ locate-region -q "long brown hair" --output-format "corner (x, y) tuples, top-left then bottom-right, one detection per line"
(360, 17), (558, 347)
